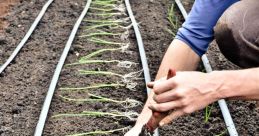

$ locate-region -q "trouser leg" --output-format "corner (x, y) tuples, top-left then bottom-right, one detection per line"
(214, 0), (259, 68)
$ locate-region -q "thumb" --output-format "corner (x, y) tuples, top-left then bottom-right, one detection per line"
(159, 110), (184, 126)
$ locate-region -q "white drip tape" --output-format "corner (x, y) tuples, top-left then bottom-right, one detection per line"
(0, 0), (54, 74)
(124, 0), (159, 136)
(34, 0), (92, 135)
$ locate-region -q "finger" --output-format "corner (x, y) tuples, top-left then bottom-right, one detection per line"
(153, 90), (180, 103)
(147, 81), (154, 89)
(153, 79), (177, 95)
(147, 76), (166, 89)
(148, 100), (182, 112)
(159, 110), (184, 126)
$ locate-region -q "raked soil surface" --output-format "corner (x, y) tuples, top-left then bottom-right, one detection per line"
(0, 0), (258, 136)
(0, 0), (86, 135)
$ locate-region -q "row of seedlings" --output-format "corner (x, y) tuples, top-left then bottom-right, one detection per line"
(44, 0), (146, 135)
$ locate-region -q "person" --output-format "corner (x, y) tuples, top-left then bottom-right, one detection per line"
(125, 0), (259, 135)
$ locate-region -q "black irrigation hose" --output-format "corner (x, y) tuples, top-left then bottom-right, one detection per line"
(33, 0), (92, 135)
(125, 0), (159, 136)
(0, 0), (54, 74)
(175, 0), (238, 135)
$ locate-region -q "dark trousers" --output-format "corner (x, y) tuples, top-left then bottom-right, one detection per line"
(214, 0), (259, 68)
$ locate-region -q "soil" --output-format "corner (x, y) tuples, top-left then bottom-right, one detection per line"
(0, 0), (19, 31)
(0, 0), (257, 136)
(0, 0), (86, 135)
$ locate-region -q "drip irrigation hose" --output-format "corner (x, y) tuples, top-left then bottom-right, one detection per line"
(175, 0), (238, 135)
(125, 0), (159, 136)
(34, 1), (92, 135)
(0, 0), (54, 74)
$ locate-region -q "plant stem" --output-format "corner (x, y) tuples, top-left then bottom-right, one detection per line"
(52, 111), (138, 121)
(215, 129), (227, 136)
(84, 23), (119, 30)
(60, 83), (124, 91)
(84, 18), (128, 23)
(59, 93), (120, 103)
(59, 93), (142, 108)
(66, 60), (120, 66)
(89, 7), (114, 12)
(89, 37), (124, 45)
(78, 70), (123, 77)
(167, 3), (180, 36)
(79, 32), (121, 38)
(67, 126), (130, 136)
(89, 13), (123, 18)
(79, 47), (121, 61)
(204, 104), (213, 123)
(92, 2), (115, 7)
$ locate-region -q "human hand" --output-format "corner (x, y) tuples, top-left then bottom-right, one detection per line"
(148, 71), (220, 126)
(146, 68), (176, 132)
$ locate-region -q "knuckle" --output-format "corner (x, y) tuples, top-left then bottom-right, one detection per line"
(152, 84), (159, 93)
(180, 99), (189, 106)
(174, 91), (182, 97)
(156, 105), (166, 112)
(153, 95), (159, 102)
(183, 107), (193, 114)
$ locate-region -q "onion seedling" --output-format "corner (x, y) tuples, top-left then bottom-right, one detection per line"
(79, 31), (122, 38)
(79, 44), (129, 61)
(166, 3), (181, 36)
(52, 111), (139, 121)
(89, 4), (125, 13)
(89, 37), (127, 46)
(79, 70), (143, 82)
(66, 60), (138, 69)
(84, 23), (119, 30)
(60, 93), (142, 108)
(84, 17), (130, 24)
(84, 23), (132, 31)
(88, 12), (126, 18)
(204, 104), (213, 123)
(92, 2), (115, 8)
(215, 129), (227, 136)
(78, 70), (142, 90)
(67, 126), (130, 136)
(60, 83), (124, 91)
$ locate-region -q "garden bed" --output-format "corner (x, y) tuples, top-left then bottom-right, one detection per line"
(0, 0), (258, 136)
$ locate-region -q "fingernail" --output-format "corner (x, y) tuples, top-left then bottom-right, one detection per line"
(159, 122), (165, 127)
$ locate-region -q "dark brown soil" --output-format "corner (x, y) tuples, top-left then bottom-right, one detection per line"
(0, 0), (86, 135)
(43, 1), (147, 135)
(0, 0), (19, 31)
(0, 0), (258, 136)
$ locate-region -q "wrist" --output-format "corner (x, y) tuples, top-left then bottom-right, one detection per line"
(209, 70), (245, 100)
(207, 71), (234, 100)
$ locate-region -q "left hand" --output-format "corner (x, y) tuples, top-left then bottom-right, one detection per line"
(148, 71), (221, 126)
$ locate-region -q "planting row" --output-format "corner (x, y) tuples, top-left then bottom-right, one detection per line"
(43, 0), (146, 135)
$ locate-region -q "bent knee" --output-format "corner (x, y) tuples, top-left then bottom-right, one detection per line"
(214, 0), (259, 68)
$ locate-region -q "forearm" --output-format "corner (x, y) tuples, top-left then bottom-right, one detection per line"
(155, 39), (200, 79)
(135, 39), (200, 125)
(212, 68), (259, 100)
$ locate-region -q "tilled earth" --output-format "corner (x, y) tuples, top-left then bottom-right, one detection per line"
(0, 0), (258, 136)
(0, 0), (85, 135)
